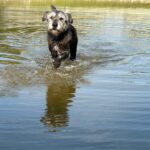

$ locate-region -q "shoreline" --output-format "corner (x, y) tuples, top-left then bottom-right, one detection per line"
(0, 0), (150, 9)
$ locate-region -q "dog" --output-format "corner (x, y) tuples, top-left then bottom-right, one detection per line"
(42, 5), (78, 68)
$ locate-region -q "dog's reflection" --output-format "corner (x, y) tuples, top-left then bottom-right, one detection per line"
(41, 81), (76, 128)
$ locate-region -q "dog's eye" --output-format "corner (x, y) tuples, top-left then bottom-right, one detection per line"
(50, 16), (53, 19)
(59, 17), (64, 21)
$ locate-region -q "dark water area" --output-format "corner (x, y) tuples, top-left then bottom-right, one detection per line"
(0, 5), (150, 150)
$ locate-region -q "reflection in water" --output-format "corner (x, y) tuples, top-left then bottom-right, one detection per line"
(0, 9), (43, 66)
(41, 81), (76, 128)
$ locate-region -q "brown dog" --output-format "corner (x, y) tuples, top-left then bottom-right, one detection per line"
(42, 5), (78, 68)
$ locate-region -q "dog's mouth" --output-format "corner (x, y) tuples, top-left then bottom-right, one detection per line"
(52, 27), (57, 30)
(48, 28), (60, 33)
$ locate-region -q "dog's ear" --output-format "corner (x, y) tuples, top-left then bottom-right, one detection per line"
(67, 13), (73, 24)
(51, 5), (57, 11)
(42, 11), (50, 21)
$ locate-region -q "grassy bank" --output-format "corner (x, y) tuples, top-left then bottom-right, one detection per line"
(0, 0), (150, 8)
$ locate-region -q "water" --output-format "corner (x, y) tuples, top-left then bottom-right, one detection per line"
(0, 4), (150, 150)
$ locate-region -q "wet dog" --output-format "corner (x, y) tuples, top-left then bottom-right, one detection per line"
(42, 5), (78, 68)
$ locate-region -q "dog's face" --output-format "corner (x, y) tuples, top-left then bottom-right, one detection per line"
(42, 5), (73, 35)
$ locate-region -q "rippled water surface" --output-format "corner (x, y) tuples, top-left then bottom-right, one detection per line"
(0, 5), (150, 150)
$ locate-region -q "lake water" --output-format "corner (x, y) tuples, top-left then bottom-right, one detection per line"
(0, 4), (150, 150)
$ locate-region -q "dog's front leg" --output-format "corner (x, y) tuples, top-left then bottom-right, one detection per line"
(52, 57), (61, 69)
(48, 44), (57, 58)
(52, 51), (69, 68)
(50, 50), (61, 68)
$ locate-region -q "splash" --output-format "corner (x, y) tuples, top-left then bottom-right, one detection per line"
(0, 52), (124, 88)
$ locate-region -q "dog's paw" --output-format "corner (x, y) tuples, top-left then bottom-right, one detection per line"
(52, 59), (61, 69)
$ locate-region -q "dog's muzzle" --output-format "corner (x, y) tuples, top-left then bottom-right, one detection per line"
(52, 21), (58, 30)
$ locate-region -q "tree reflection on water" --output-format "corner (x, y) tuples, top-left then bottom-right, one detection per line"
(41, 80), (76, 129)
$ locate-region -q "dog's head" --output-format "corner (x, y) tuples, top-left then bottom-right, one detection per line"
(42, 5), (73, 35)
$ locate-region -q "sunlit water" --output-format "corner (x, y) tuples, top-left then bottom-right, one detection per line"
(0, 5), (150, 150)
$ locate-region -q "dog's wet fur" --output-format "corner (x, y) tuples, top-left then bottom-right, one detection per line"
(42, 5), (78, 68)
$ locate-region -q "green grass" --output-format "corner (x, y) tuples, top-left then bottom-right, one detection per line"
(0, 0), (150, 8)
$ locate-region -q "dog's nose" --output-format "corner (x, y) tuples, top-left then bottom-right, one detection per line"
(52, 22), (58, 28)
